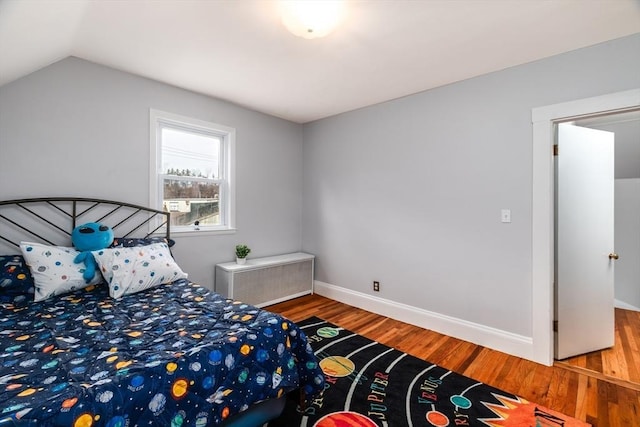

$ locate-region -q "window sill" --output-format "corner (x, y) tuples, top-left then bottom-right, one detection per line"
(167, 228), (237, 238)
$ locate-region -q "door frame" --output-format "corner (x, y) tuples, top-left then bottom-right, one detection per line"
(531, 88), (640, 366)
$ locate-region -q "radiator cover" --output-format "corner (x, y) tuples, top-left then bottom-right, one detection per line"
(215, 252), (314, 307)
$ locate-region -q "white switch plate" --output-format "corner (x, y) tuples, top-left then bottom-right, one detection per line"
(501, 209), (511, 223)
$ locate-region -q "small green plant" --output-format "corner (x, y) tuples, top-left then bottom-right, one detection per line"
(235, 244), (251, 259)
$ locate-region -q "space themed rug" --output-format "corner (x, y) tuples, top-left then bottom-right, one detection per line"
(268, 317), (590, 427)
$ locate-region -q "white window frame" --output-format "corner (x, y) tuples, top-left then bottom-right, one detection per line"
(150, 109), (236, 235)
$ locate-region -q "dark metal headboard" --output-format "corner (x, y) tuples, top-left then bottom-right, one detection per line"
(0, 197), (170, 253)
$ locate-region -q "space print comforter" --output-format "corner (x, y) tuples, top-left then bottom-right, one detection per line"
(0, 279), (324, 426)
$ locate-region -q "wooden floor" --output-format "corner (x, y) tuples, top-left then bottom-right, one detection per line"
(267, 295), (640, 427)
(555, 308), (640, 388)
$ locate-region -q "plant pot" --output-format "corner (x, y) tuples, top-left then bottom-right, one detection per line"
(236, 257), (247, 265)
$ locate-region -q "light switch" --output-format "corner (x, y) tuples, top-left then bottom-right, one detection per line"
(501, 209), (511, 223)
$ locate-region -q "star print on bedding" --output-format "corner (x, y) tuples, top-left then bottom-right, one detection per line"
(19, 242), (103, 302)
(93, 242), (188, 298)
(0, 255), (35, 304)
(0, 279), (325, 426)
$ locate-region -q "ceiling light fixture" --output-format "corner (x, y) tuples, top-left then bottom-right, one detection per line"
(279, 0), (346, 39)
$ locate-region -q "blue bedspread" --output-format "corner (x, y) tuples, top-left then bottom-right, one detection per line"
(0, 279), (324, 426)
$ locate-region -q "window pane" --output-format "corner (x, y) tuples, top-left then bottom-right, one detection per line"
(161, 127), (220, 179)
(163, 179), (220, 227)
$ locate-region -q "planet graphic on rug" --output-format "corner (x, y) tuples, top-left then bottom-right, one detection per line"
(316, 327), (340, 338)
(313, 411), (377, 427)
(426, 410), (450, 426)
(318, 356), (354, 377)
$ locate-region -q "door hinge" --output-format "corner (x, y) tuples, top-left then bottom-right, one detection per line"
(553, 320), (558, 332)
(553, 144), (558, 156)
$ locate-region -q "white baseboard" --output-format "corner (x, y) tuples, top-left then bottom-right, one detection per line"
(314, 280), (537, 364)
(615, 299), (640, 312)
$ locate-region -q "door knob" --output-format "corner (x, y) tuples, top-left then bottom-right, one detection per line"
(609, 253), (619, 260)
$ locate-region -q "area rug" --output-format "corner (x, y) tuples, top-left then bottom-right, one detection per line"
(268, 317), (590, 427)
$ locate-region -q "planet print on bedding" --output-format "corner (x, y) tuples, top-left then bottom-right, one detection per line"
(0, 279), (324, 426)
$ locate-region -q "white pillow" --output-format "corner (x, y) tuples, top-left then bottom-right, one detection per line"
(93, 242), (188, 299)
(20, 242), (102, 302)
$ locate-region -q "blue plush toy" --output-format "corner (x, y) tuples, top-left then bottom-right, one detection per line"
(72, 222), (114, 283)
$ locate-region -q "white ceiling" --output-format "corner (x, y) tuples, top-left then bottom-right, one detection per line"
(1, 0), (639, 123)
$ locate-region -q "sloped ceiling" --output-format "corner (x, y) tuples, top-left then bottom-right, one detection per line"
(1, 0), (639, 123)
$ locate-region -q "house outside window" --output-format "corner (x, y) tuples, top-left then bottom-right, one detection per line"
(150, 109), (236, 234)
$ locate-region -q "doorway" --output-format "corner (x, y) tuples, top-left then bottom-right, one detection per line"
(553, 110), (640, 386)
(530, 88), (640, 368)
(572, 111), (640, 313)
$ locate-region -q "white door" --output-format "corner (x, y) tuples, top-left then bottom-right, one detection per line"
(555, 123), (616, 360)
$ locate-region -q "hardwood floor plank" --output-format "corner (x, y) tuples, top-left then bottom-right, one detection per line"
(615, 386), (640, 425)
(574, 373), (589, 420)
(547, 368), (575, 416)
(267, 294), (640, 426)
(454, 344), (485, 375)
(620, 316), (640, 383)
(596, 379), (610, 427)
(586, 350), (604, 374)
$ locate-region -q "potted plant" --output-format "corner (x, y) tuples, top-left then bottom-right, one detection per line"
(235, 244), (251, 265)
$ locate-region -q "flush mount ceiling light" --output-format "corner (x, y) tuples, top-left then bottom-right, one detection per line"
(279, 0), (346, 39)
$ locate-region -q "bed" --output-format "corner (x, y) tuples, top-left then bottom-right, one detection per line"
(0, 198), (324, 426)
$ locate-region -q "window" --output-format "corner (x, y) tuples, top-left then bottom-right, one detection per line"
(150, 110), (235, 234)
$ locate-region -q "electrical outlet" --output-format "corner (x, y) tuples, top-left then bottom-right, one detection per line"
(501, 209), (511, 223)
(373, 281), (380, 292)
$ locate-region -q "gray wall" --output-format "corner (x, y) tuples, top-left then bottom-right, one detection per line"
(301, 33), (640, 337)
(0, 57), (304, 288)
(615, 179), (640, 310)
(611, 119), (640, 179)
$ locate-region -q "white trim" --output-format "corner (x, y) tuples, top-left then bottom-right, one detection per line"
(314, 280), (534, 361)
(149, 110), (161, 211)
(167, 228), (237, 237)
(149, 109), (236, 234)
(151, 109), (236, 135)
(226, 120), (236, 231)
(614, 299), (640, 312)
(531, 89), (640, 366)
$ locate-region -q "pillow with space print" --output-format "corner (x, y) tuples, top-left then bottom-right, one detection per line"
(20, 242), (102, 301)
(93, 242), (187, 299)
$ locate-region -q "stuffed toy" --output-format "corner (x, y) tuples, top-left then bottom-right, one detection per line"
(72, 222), (114, 283)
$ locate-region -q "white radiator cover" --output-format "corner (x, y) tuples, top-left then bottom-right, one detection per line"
(215, 252), (314, 307)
